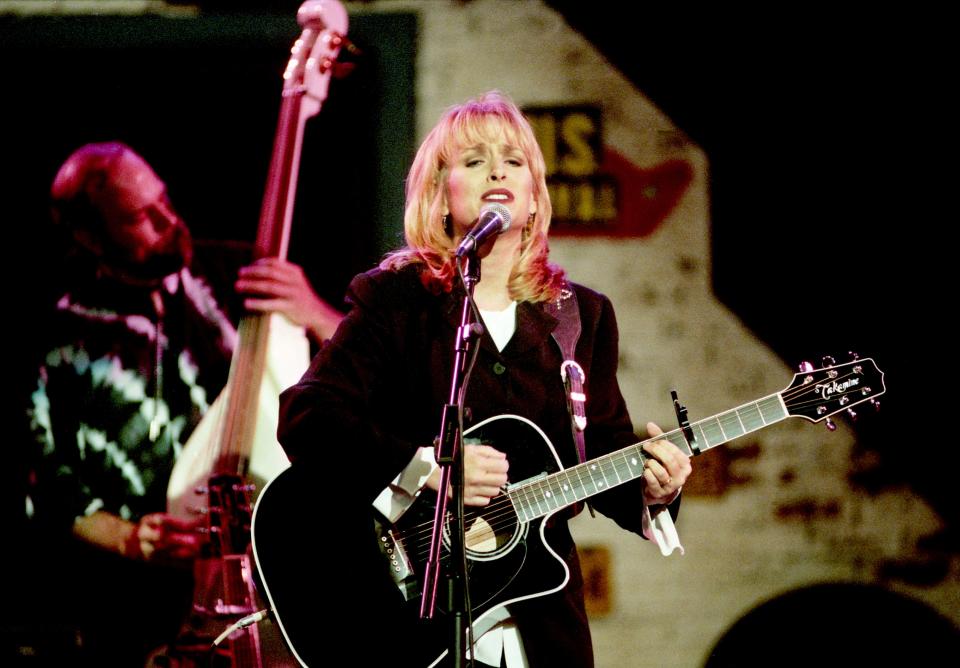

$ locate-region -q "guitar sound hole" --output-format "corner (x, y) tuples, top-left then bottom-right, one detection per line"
(455, 501), (525, 561)
(465, 514), (499, 553)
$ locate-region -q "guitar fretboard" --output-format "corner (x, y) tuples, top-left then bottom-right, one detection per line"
(507, 392), (787, 522)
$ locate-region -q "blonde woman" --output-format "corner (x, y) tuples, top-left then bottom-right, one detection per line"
(276, 91), (691, 667)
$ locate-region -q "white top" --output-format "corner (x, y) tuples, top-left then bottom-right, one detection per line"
(479, 301), (518, 352)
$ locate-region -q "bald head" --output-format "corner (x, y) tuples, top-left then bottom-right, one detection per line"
(51, 142), (193, 284)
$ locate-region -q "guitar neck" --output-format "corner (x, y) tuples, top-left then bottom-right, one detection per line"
(212, 20), (322, 476)
(507, 392), (787, 522)
(215, 314), (272, 475)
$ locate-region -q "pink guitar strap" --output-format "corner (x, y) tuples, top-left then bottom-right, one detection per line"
(545, 285), (596, 517)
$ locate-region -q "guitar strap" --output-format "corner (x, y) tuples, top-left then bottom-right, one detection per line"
(545, 284), (596, 517)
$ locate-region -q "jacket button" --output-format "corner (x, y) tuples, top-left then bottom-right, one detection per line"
(493, 362), (506, 375)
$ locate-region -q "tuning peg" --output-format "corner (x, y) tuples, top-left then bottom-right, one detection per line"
(825, 418), (837, 431)
(870, 399), (881, 411)
(798, 361), (814, 373)
(847, 408), (858, 421)
(325, 32), (362, 56)
(849, 351), (860, 361)
(822, 355), (836, 367)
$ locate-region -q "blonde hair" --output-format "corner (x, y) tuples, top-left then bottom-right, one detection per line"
(381, 91), (564, 302)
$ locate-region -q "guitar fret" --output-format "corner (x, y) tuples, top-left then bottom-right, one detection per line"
(738, 402), (765, 432)
(586, 462), (602, 494)
(514, 488), (531, 522)
(716, 415), (730, 440)
(699, 417), (725, 448)
(576, 463), (595, 498)
(530, 481), (547, 516)
(722, 409), (747, 438)
(509, 447), (648, 524)
(610, 454), (625, 484)
(594, 459), (611, 492)
(758, 395), (786, 424)
(572, 466), (589, 502)
(557, 472), (573, 506)
(520, 485), (539, 520)
(692, 422), (709, 451)
(509, 489), (526, 522)
(625, 446), (645, 479)
(541, 479), (558, 512)
(525, 489), (538, 520)
(619, 455), (630, 480)
(543, 479), (563, 511)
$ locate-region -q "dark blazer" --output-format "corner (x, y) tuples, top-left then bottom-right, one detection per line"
(278, 266), (670, 667)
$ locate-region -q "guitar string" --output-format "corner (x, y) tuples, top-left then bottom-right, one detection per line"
(394, 451), (649, 558)
(393, 442), (647, 548)
(391, 365), (876, 558)
(393, 393), (799, 556)
(395, 378), (864, 557)
(389, 448), (631, 552)
(398, 457), (644, 560)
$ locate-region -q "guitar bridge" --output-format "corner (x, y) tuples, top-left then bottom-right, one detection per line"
(375, 522), (418, 600)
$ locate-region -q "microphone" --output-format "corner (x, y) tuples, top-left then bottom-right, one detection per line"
(455, 203), (512, 257)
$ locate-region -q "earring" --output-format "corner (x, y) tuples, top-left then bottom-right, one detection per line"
(524, 212), (535, 236)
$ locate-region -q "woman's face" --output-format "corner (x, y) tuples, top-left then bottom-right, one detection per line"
(443, 126), (537, 245)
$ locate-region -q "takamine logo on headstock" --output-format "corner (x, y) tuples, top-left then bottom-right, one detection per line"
(782, 355), (885, 428)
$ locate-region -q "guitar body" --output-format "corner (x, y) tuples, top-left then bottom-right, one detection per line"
(253, 415), (578, 667)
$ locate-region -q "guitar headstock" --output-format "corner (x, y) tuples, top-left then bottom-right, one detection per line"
(283, 0), (349, 117)
(781, 356), (885, 424)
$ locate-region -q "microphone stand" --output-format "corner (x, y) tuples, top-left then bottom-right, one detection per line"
(420, 251), (482, 668)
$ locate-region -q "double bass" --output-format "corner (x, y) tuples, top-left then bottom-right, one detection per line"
(163, 2), (349, 665)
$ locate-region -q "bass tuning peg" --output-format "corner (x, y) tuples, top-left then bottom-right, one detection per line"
(825, 418), (837, 431)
